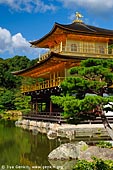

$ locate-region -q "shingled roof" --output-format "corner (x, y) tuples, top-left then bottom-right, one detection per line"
(30, 22), (113, 46)
(58, 22), (113, 34)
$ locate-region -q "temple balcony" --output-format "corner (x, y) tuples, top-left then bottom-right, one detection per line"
(21, 77), (64, 93)
(39, 45), (113, 62)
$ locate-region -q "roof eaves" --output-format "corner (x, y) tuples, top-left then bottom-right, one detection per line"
(12, 52), (55, 75)
(55, 23), (113, 36)
(30, 22), (60, 46)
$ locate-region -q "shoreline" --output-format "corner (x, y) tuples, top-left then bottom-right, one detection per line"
(15, 119), (113, 141)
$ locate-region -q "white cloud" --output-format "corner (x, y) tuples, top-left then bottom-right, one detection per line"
(58, 0), (113, 9)
(0, 0), (56, 13)
(1, 0), (113, 17)
(12, 33), (29, 48)
(58, 0), (113, 17)
(0, 27), (44, 59)
(0, 27), (12, 52)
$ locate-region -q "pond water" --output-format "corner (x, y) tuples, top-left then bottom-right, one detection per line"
(0, 119), (111, 170)
(0, 119), (65, 170)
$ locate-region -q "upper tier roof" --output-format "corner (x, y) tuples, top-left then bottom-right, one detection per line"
(30, 22), (113, 46)
(58, 22), (113, 34)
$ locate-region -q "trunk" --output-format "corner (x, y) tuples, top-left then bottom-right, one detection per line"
(101, 111), (113, 140)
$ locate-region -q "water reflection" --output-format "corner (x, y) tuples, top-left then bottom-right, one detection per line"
(0, 120), (63, 170)
(1, 119), (112, 170)
(49, 160), (76, 170)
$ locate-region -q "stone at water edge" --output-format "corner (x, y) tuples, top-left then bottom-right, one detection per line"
(76, 141), (88, 152)
(48, 143), (79, 160)
(48, 141), (88, 160)
(79, 146), (113, 161)
(47, 130), (57, 140)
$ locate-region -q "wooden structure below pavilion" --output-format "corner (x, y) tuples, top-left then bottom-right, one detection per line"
(12, 13), (113, 123)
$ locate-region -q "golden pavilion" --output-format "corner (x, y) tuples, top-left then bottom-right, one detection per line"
(13, 13), (113, 122)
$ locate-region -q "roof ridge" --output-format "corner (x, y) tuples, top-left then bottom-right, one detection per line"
(88, 24), (113, 32)
(56, 22), (97, 32)
(81, 23), (97, 32)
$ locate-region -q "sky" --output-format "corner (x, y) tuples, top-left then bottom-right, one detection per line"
(0, 0), (113, 60)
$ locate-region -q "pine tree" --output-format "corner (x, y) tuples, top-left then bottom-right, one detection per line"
(51, 58), (113, 139)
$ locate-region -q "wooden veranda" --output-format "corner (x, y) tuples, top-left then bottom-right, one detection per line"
(23, 112), (66, 123)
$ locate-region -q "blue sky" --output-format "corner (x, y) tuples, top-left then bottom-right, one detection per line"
(0, 0), (113, 60)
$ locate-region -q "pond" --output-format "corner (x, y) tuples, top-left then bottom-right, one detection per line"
(0, 119), (65, 170)
(0, 119), (111, 170)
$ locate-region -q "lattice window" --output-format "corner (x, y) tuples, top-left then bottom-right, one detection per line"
(71, 44), (77, 52)
(99, 46), (105, 54)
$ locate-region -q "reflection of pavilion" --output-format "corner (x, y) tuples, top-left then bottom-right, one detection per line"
(20, 132), (61, 168)
(13, 13), (113, 122)
(20, 156), (36, 169)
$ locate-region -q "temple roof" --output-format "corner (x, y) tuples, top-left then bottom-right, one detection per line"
(30, 22), (113, 47)
(58, 22), (113, 34)
(12, 52), (81, 77)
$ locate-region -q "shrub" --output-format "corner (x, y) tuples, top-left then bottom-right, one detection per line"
(96, 141), (112, 149)
(73, 157), (113, 170)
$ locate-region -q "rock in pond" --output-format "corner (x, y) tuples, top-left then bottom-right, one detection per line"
(47, 130), (57, 140)
(48, 141), (88, 160)
(48, 143), (78, 160)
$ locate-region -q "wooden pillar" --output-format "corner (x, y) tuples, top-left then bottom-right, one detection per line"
(57, 71), (60, 85)
(66, 37), (67, 52)
(57, 71), (59, 78)
(35, 101), (38, 114)
(33, 100), (39, 114)
(50, 100), (53, 114)
(60, 41), (62, 52)
(32, 100), (36, 114)
(50, 73), (52, 88)
(46, 101), (50, 112)
(53, 72), (56, 86)
(31, 102), (33, 114)
(65, 68), (67, 79)
(106, 42), (108, 54)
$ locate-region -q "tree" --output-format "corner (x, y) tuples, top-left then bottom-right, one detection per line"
(6, 55), (38, 72)
(0, 55), (37, 114)
(6, 55), (31, 72)
(51, 58), (113, 139)
(0, 59), (21, 89)
(0, 88), (15, 111)
(14, 91), (31, 114)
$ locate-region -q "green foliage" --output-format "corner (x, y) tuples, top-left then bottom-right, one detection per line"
(73, 159), (94, 170)
(51, 59), (113, 123)
(51, 94), (113, 124)
(0, 60), (14, 88)
(6, 55), (31, 71)
(96, 141), (112, 149)
(14, 91), (31, 114)
(73, 157), (113, 170)
(0, 88), (15, 111)
(0, 55), (37, 114)
(0, 88), (31, 115)
(0, 56), (36, 89)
